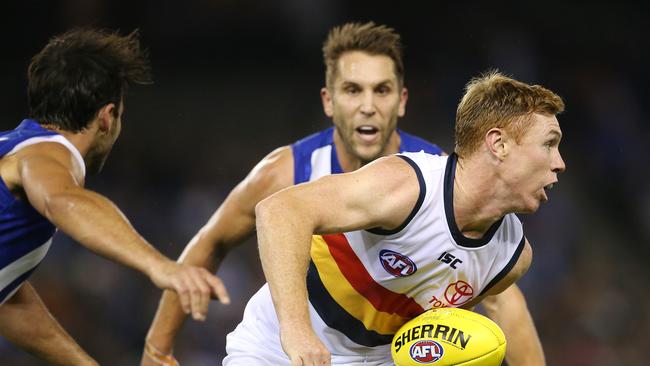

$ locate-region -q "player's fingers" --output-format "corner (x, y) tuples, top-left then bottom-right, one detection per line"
(203, 270), (230, 304)
(315, 352), (331, 366)
(172, 276), (191, 315)
(289, 355), (303, 366)
(322, 354), (331, 366)
(299, 353), (312, 366)
(309, 348), (330, 366)
(187, 271), (210, 321)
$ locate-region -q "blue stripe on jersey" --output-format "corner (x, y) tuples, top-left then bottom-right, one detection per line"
(0, 120), (58, 302)
(398, 130), (443, 156)
(291, 128), (335, 184)
(291, 127), (442, 184)
(0, 120), (58, 155)
(306, 260), (393, 347)
(0, 218), (55, 269)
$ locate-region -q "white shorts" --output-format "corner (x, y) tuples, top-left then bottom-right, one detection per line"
(223, 284), (394, 366)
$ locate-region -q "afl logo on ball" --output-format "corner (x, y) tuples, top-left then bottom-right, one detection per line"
(409, 340), (444, 363)
(379, 249), (417, 277)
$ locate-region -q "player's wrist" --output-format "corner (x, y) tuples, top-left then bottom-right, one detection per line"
(144, 339), (179, 366)
(145, 256), (175, 285)
(145, 332), (174, 355)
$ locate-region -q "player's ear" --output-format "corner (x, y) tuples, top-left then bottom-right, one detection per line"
(96, 103), (117, 134)
(485, 128), (507, 160)
(398, 86), (408, 117)
(321, 87), (334, 117)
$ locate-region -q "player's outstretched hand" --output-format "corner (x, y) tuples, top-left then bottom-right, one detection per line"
(281, 327), (331, 366)
(149, 260), (230, 321)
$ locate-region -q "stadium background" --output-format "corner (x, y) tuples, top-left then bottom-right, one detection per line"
(1, 1), (648, 365)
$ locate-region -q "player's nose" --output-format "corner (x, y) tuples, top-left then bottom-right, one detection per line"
(359, 91), (376, 116)
(552, 151), (566, 173)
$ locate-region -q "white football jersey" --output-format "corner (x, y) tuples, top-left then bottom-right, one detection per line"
(306, 152), (525, 355)
(225, 152), (525, 361)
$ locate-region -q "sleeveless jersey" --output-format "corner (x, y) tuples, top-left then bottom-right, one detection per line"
(224, 131), (454, 365)
(291, 127), (443, 184)
(305, 152), (525, 354)
(0, 120), (85, 304)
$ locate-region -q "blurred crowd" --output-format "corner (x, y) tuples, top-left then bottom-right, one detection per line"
(1, 1), (648, 365)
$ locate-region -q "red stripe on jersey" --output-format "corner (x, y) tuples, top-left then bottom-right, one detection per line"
(322, 234), (424, 318)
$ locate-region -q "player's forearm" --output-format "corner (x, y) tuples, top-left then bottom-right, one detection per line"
(43, 188), (168, 276)
(146, 290), (188, 353)
(146, 240), (221, 352)
(483, 285), (545, 366)
(0, 283), (98, 366)
(256, 196), (314, 332)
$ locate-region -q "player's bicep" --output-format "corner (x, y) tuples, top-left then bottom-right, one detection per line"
(288, 155), (421, 234)
(196, 146), (294, 245)
(235, 146), (294, 215)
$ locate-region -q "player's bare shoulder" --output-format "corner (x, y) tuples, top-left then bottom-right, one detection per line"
(1, 141), (84, 194)
(239, 145), (294, 201)
(362, 154), (416, 180)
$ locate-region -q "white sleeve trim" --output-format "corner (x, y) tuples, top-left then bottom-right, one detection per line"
(7, 135), (86, 177)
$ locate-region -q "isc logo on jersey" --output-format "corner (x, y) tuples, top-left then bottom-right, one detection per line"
(409, 340), (444, 363)
(379, 249), (417, 277)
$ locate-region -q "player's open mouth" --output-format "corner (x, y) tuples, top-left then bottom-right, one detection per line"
(541, 182), (556, 201)
(355, 126), (380, 143)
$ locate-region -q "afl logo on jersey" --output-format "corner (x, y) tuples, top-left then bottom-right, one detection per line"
(379, 249), (417, 277)
(409, 340), (444, 363)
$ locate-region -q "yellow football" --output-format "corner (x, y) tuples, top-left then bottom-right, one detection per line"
(391, 308), (506, 366)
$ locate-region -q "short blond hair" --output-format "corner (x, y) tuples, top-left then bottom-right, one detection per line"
(323, 21), (404, 89)
(455, 71), (565, 158)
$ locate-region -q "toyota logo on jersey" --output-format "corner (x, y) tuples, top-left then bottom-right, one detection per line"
(409, 340), (444, 363)
(379, 249), (417, 277)
(444, 280), (474, 306)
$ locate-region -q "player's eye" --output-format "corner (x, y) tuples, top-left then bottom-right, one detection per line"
(376, 85), (391, 95)
(345, 86), (360, 95)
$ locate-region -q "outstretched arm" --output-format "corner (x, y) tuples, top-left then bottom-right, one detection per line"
(256, 155), (420, 366)
(143, 147), (294, 365)
(14, 142), (229, 322)
(483, 285), (545, 366)
(0, 282), (98, 366)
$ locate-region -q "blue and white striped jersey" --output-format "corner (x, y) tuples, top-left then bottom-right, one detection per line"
(291, 127), (443, 184)
(0, 120), (85, 304)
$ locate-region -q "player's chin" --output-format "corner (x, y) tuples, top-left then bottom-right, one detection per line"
(354, 146), (383, 161)
(517, 198), (543, 214)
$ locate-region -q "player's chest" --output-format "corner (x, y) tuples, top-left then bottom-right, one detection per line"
(352, 236), (495, 309)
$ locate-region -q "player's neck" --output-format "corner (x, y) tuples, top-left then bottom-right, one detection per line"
(453, 155), (510, 238)
(334, 131), (401, 173)
(41, 123), (95, 159)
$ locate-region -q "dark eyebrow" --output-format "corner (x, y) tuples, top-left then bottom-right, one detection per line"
(374, 79), (395, 87)
(340, 79), (395, 88)
(548, 130), (563, 140)
(340, 81), (361, 88)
